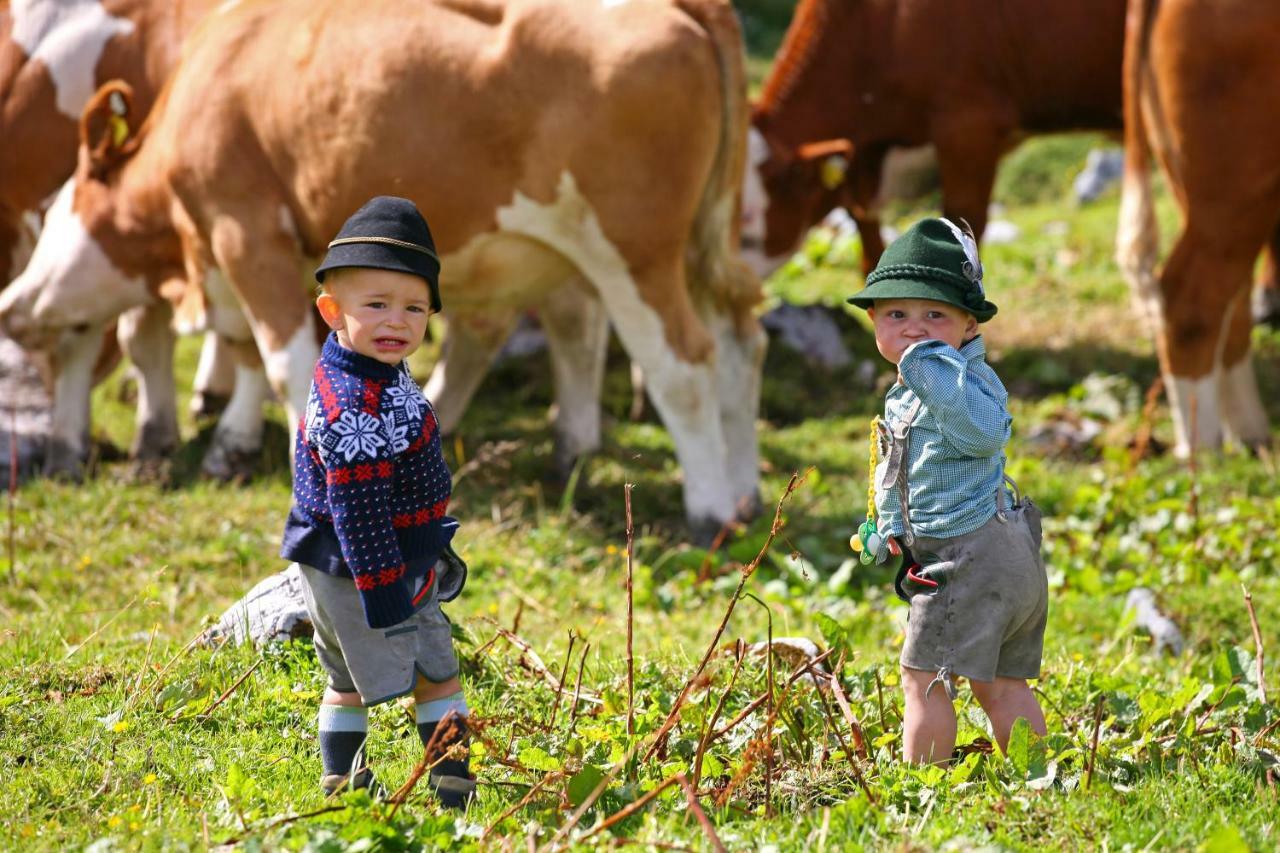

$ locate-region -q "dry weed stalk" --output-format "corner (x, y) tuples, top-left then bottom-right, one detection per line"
(675, 772), (726, 852)
(642, 470), (809, 764)
(190, 657), (263, 721)
(7, 403), (15, 582)
(692, 640), (746, 788)
(547, 630), (577, 732)
(385, 711), (466, 817)
(569, 641), (591, 733)
(1242, 584), (1268, 705)
(1084, 695), (1105, 790)
(1128, 375), (1164, 470)
(625, 483), (635, 736)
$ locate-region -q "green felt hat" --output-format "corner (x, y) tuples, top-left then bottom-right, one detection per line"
(847, 217), (997, 322)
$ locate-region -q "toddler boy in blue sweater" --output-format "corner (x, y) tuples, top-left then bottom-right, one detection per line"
(280, 196), (474, 807)
(849, 218), (1048, 765)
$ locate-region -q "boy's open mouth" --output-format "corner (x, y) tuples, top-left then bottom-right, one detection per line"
(375, 337), (408, 349)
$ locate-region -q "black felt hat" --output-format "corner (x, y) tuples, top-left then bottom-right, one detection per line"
(315, 196), (442, 312)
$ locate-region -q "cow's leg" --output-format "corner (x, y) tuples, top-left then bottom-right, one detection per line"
(932, 116), (1010, 239)
(116, 302), (179, 470)
(44, 325), (103, 478)
(1157, 230), (1265, 454)
(596, 259), (735, 539)
(205, 207), (318, 443)
(197, 269), (272, 479)
(423, 312), (518, 434)
(1218, 275), (1271, 450)
(540, 279), (608, 475)
(202, 346), (273, 481)
(191, 331), (237, 419)
(707, 307), (767, 520)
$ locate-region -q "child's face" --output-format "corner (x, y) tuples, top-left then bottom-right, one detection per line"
(867, 298), (978, 365)
(315, 268), (435, 365)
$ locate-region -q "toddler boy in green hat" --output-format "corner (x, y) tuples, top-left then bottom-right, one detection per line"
(849, 218), (1048, 764)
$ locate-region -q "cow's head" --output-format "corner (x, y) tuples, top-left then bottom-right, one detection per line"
(741, 126), (854, 280)
(0, 80), (162, 351)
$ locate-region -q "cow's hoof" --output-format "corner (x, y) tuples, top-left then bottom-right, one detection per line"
(124, 456), (173, 485)
(201, 440), (259, 483)
(190, 391), (231, 421)
(688, 515), (728, 549)
(130, 422), (179, 463)
(43, 440), (87, 482)
(734, 489), (764, 523)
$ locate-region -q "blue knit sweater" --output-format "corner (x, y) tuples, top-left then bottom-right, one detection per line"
(281, 334), (456, 628)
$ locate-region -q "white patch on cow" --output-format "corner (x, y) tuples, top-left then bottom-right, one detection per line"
(707, 308), (766, 509)
(1166, 374), (1221, 457)
(202, 269), (255, 343)
(493, 171), (736, 524)
(0, 180), (150, 335)
(261, 312), (319, 432)
(11, 0), (136, 120)
(217, 363), (271, 451)
(49, 324), (103, 462)
(1218, 355), (1270, 449)
(277, 205), (298, 244)
(740, 127), (785, 280)
(192, 331), (237, 403)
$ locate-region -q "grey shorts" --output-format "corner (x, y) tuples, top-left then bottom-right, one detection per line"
(900, 501), (1047, 695)
(296, 563), (460, 706)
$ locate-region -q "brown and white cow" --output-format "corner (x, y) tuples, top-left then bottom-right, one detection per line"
(0, 0), (249, 476)
(739, 0), (1128, 279)
(0, 0), (766, 534)
(1114, 0), (1275, 454)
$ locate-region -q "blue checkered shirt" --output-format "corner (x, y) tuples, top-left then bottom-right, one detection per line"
(874, 336), (1012, 540)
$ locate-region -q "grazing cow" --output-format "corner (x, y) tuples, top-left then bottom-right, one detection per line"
(1114, 0), (1275, 453)
(0, 0), (246, 476)
(739, 0), (1129, 279)
(0, 0), (765, 535)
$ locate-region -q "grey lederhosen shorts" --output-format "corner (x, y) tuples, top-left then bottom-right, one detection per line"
(296, 563), (460, 706)
(899, 501), (1047, 698)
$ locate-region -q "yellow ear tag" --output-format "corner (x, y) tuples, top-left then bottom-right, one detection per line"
(108, 115), (129, 147)
(820, 156), (847, 191)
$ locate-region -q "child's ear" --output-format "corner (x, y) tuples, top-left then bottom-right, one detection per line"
(964, 314), (979, 338)
(316, 293), (345, 330)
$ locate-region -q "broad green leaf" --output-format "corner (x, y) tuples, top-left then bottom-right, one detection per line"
(567, 765), (606, 807)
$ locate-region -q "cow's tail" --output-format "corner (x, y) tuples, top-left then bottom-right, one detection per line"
(1115, 0), (1163, 327)
(676, 0), (762, 320)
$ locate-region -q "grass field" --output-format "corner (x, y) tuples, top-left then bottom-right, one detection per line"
(4, 6), (1280, 846)
(3, 142), (1278, 851)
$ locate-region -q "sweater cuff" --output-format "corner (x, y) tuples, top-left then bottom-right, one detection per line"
(358, 582), (415, 630)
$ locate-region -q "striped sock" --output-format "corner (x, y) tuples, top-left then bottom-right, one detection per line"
(416, 692), (470, 777)
(318, 704), (369, 778)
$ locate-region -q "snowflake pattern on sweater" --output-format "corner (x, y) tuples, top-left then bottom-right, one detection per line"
(283, 334), (454, 629)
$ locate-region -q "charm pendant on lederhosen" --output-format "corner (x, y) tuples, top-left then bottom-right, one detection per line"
(877, 418), (906, 495)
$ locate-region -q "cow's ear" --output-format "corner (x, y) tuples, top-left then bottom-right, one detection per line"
(79, 81), (137, 180)
(795, 139), (855, 191)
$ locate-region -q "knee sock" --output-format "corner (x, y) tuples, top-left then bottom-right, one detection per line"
(318, 704), (369, 778)
(416, 692), (470, 778)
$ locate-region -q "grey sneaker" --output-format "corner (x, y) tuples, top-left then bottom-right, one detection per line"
(321, 768), (380, 797)
(429, 771), (477, 809)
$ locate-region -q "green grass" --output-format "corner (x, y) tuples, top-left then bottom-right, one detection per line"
(5, 26), (1280, 849)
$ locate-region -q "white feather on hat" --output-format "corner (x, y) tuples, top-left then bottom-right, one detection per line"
(939, 217), (984, 296)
